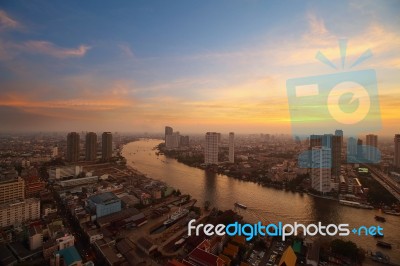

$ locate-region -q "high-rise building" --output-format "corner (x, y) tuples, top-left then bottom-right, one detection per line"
(335, 129), (344, 159)
(85, 132), (97, 161)
(66, 132), (80, 162)
(311, 146), (331, 193)
(357, 139), (364, 160)
(347, 137), (357, 157)
(205, 132), (219, 165)
(366, 134), (378, 162)
(165, 126), (173, 140)
(229, 132), (235, 163)
(180, 135), (190, 147)
(394, 134), (400, 168)
(309, 134), (341, 177)
(331, 135), (342, 177)
(166, 132), (180, 149)
(0, 177), (25, 204)
(102, 132), (113, 161)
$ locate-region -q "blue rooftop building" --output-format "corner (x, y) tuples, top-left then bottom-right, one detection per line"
(53, 246), (82, 266)
(87, 192), (121, 219)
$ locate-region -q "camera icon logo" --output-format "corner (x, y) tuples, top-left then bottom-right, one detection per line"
(287, 40), (381, 167)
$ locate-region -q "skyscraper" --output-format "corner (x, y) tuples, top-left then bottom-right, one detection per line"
(102, 132), (113, 161)
(331, 135), (342, 177)
(165, 126), (173, 140)
(394, 134), (400, 168)
(229, 132), (234, 163)
(166, 132), (180, 149)
(85, 132), (97, 161)
(311, 146), (331, 193)
(335, 129), (344, 160)
(366, 134), (378, 163)
(347, 137), (357, 157)
(66, 132), (80, 162)
(205, 132), (219, 165)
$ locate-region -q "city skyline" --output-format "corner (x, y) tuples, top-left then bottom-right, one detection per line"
(0, 1), (399, 134)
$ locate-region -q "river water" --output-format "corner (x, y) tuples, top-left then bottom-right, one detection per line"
(122, 139), (400, 263)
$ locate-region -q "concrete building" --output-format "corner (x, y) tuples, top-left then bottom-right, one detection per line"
(395, 134), (400, 168)
(0, 176), (25, 204)
(0, 198), (40, 227)
(166, 132), (180, 149)
(29, 225), (43, 250)
(102, 132), (113, 162)
(52, 146), (58, 158)
(309, 134), (341, 177)
(165, 126), (173, 140)
(48, 165), (83, 180)
(366, 134), (378, 163)
(87, 192), (121, 219)
(85, 132), (97, 161)
(52, 246), (82, 266)
(205, 132), (219, 165)
(347, 137), (357, 157)
(229, 132), (234, 163)
(311, 146), (331, 193)
(66, 132), (80, 162)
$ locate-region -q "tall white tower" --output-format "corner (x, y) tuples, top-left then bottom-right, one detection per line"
(205, 132), (219, 165)
(311, 146), (331, 193)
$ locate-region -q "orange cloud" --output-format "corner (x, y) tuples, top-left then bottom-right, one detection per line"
(17, 41), (91, 58)
(0, 10), (19, 30)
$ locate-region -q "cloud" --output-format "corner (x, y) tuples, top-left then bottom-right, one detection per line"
(18, 41), (91, 58)
(118, 43), (134, 58)
(0, 10), (19, 31)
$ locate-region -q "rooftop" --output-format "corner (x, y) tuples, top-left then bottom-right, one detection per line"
(56, 246), (82, 265)
(88, 192), (119, 205)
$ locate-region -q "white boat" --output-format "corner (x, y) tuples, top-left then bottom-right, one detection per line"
(164, 208), (189, 227)
(234, 202), (247, 209)
(339, 200), (373, 209)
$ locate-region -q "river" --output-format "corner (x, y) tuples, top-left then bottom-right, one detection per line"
(122, 139), (400, 263)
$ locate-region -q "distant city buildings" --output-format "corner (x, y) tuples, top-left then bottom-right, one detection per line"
(347, 137), (357, 157)
(311, 146), (331, 193)
(164, 126), (189, 149)
(229, 132), (235, 163)
(66, 132), (80, 162)
(395, 134), (400, 168)
(85, 132), (97, 161)
(205, 132), (219, 165)
(102, 132), (113, 161)
(366, 134), (378, 163)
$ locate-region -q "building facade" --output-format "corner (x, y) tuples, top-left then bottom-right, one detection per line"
(366, 134), (378, 163)
(205, 132), (219, 165)
(87, 192), (121, 219)
(229, 132), (234, 163)
(0, 198), (40, 227)
(85, 132), (97, 161)
(0, 176), (25, 204)
(66, 132), (80, 162)
(101, 132), (113, 161)
(311, 146), (331, 193)
(395, 134), (400, 168)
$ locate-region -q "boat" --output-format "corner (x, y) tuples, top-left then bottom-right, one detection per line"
(339, 200), (373, 209)
(234, 202), (247, 209)
(376, 240), (392, 249)
(375, 215), (386, 222)
(383, 210), (400, 216)
(163, 208), (189, 227)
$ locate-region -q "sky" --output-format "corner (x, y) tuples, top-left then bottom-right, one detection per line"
(0, 0), (399, 136)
